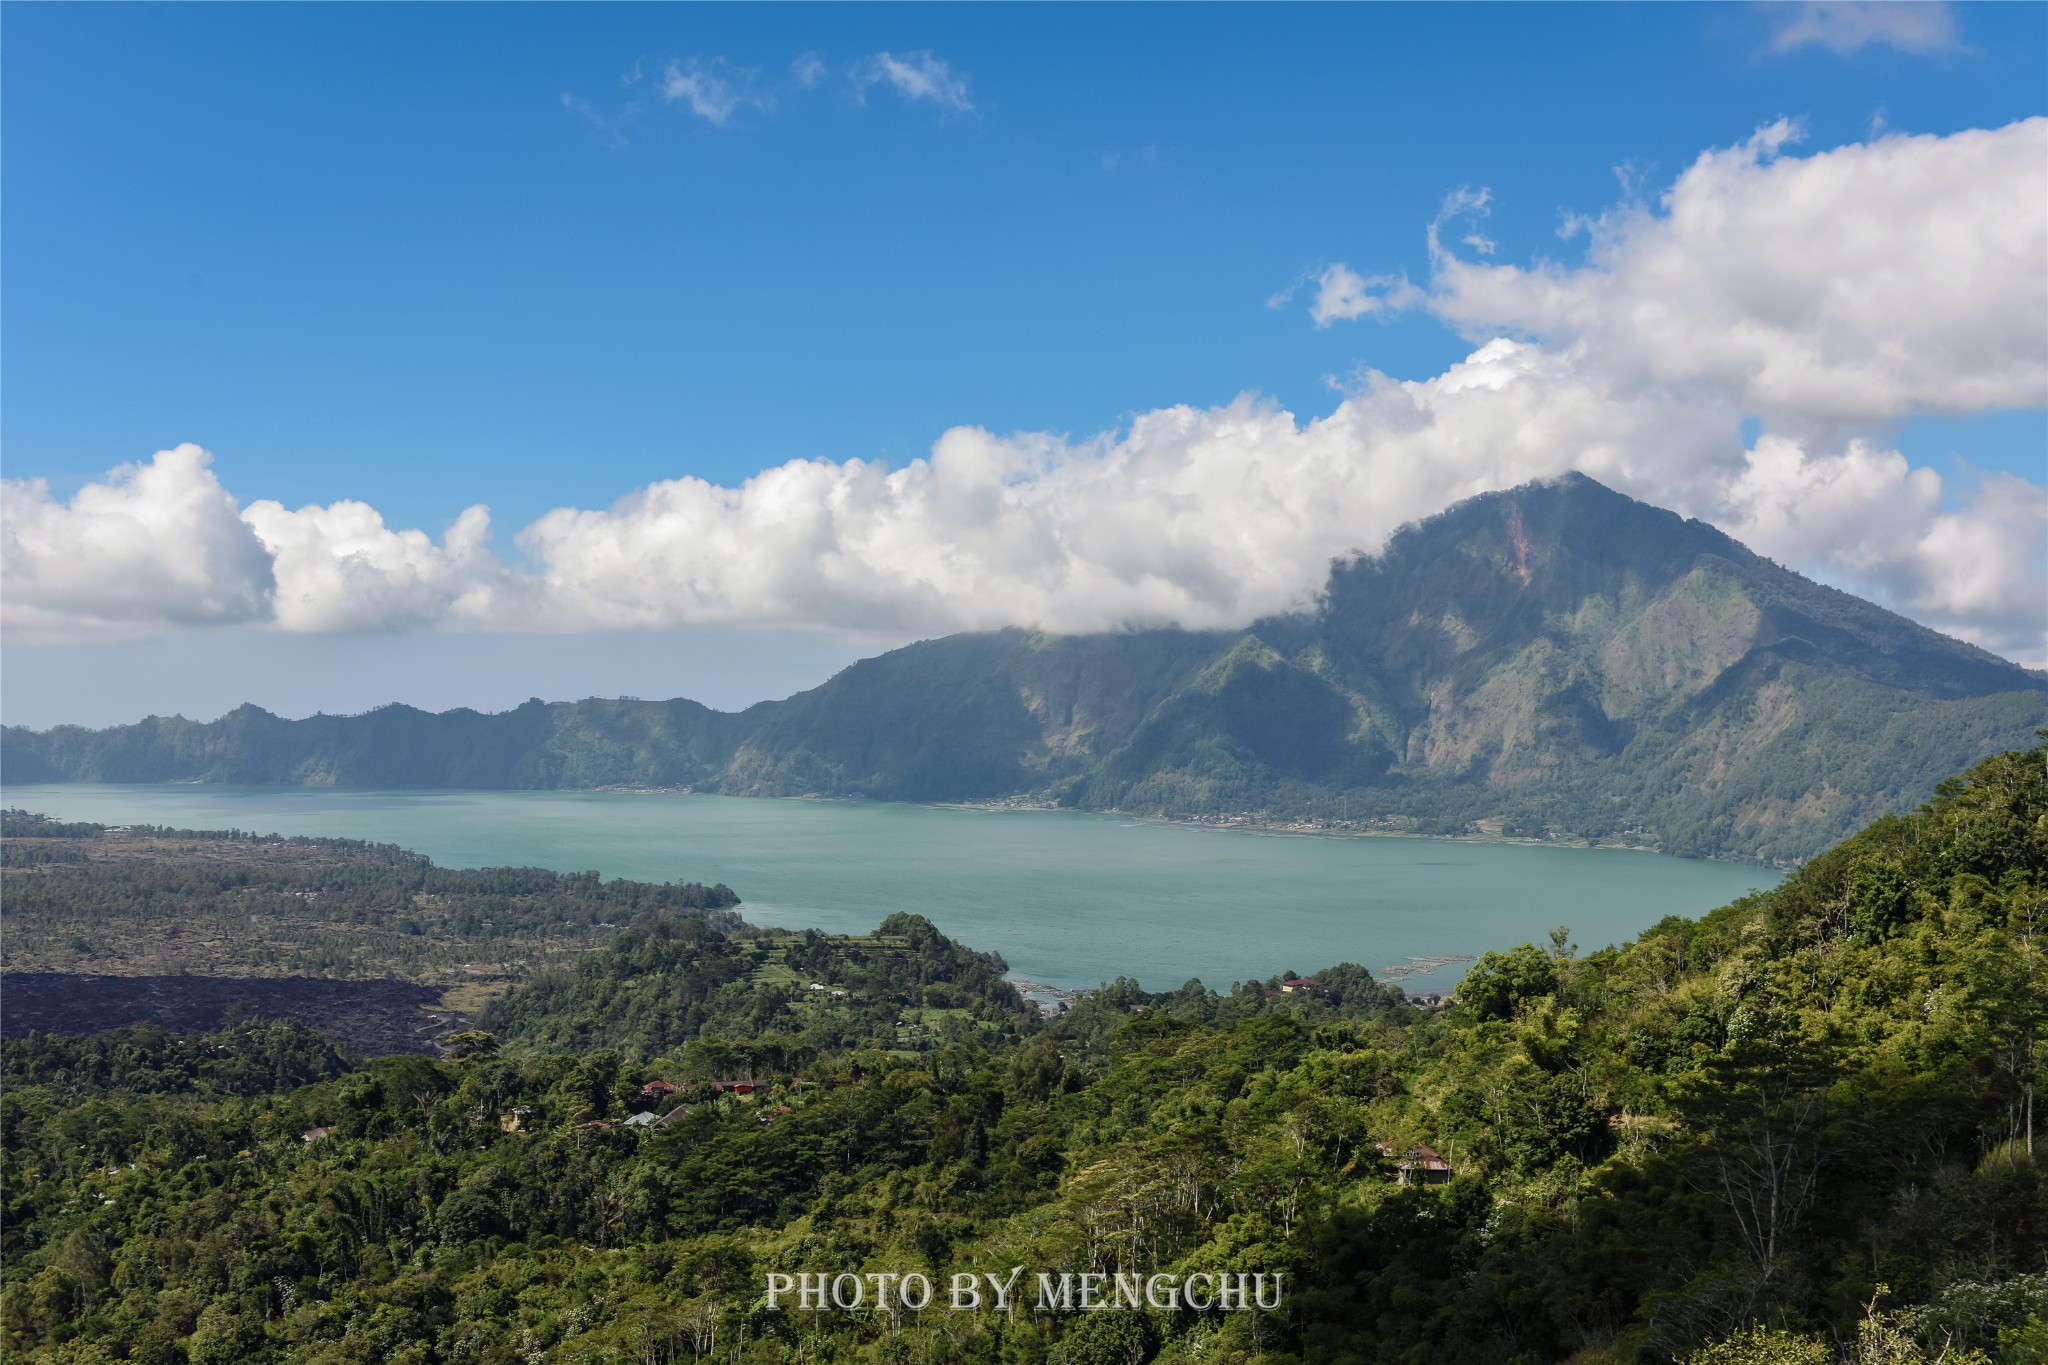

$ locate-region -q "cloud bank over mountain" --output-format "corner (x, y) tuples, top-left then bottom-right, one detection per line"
(6, 119), (2044, 663)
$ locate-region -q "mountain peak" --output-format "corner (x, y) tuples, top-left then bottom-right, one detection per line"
(4, 479), (2040, 864)
(1306, 475), (2027, 694)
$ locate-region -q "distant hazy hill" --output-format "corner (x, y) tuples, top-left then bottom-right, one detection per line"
(8, 475), (2042, 863)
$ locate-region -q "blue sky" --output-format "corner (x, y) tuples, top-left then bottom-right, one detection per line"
(3, 3), (2044, 725)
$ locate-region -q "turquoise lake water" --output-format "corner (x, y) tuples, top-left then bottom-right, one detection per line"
(1, 785), (1775, 993)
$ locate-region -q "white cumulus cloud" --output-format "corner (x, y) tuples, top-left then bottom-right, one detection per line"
(1719, 437), (2047, 659)
(1, 445), (275, 641)
(243, 499), (523, 634)
(1, 450), (524, 642)
(5, 120), (2043, 667)
(1423, 118), (2048, 432)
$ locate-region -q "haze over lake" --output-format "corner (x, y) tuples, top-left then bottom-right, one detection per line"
(2, 785), (1774, 992)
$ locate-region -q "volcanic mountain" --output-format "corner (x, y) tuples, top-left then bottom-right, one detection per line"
(8, 474), (2041, 863)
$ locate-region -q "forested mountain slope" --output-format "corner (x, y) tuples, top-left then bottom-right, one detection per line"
(9, 476), (2041, 862)
(4, 743), (2043, 1362)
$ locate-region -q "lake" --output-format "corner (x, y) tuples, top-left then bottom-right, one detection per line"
(0, 785), (1775, 994)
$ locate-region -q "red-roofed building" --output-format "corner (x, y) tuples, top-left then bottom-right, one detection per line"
(1375, 1141), (1453, 1185)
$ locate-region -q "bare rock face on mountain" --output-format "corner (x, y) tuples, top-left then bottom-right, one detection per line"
(8, 475), (2042, 863)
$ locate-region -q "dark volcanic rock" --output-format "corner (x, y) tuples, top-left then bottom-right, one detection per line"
(0, 973), (467, 1057)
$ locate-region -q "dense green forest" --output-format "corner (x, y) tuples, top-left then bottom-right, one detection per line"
(3, 742), (2045, 1361)
(8, 477), (2043, 864)
(481, 912), (1039, 1059)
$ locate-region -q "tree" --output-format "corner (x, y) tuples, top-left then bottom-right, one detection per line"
(1683, 1325), (1830, 1365)
(1680, 1047), (1829, 1288)
(186, 1299), (266, 1365)
(1055, 1308), (1157, 1365)
(445, 1030), (501, 1064)
(1457, 944), (1561, 1020)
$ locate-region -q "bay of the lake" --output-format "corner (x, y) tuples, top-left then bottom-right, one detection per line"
(1, 785), (1775, 993)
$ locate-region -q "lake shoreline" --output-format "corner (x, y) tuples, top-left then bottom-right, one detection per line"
(915, 799), (1733, 863)
(0, 782), (1775, 997)
(9, 779), (1754, 866)
(577, 786), (1745, 865)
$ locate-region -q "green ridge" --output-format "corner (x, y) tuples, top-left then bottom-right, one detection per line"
(8, 476), (2042, 863)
